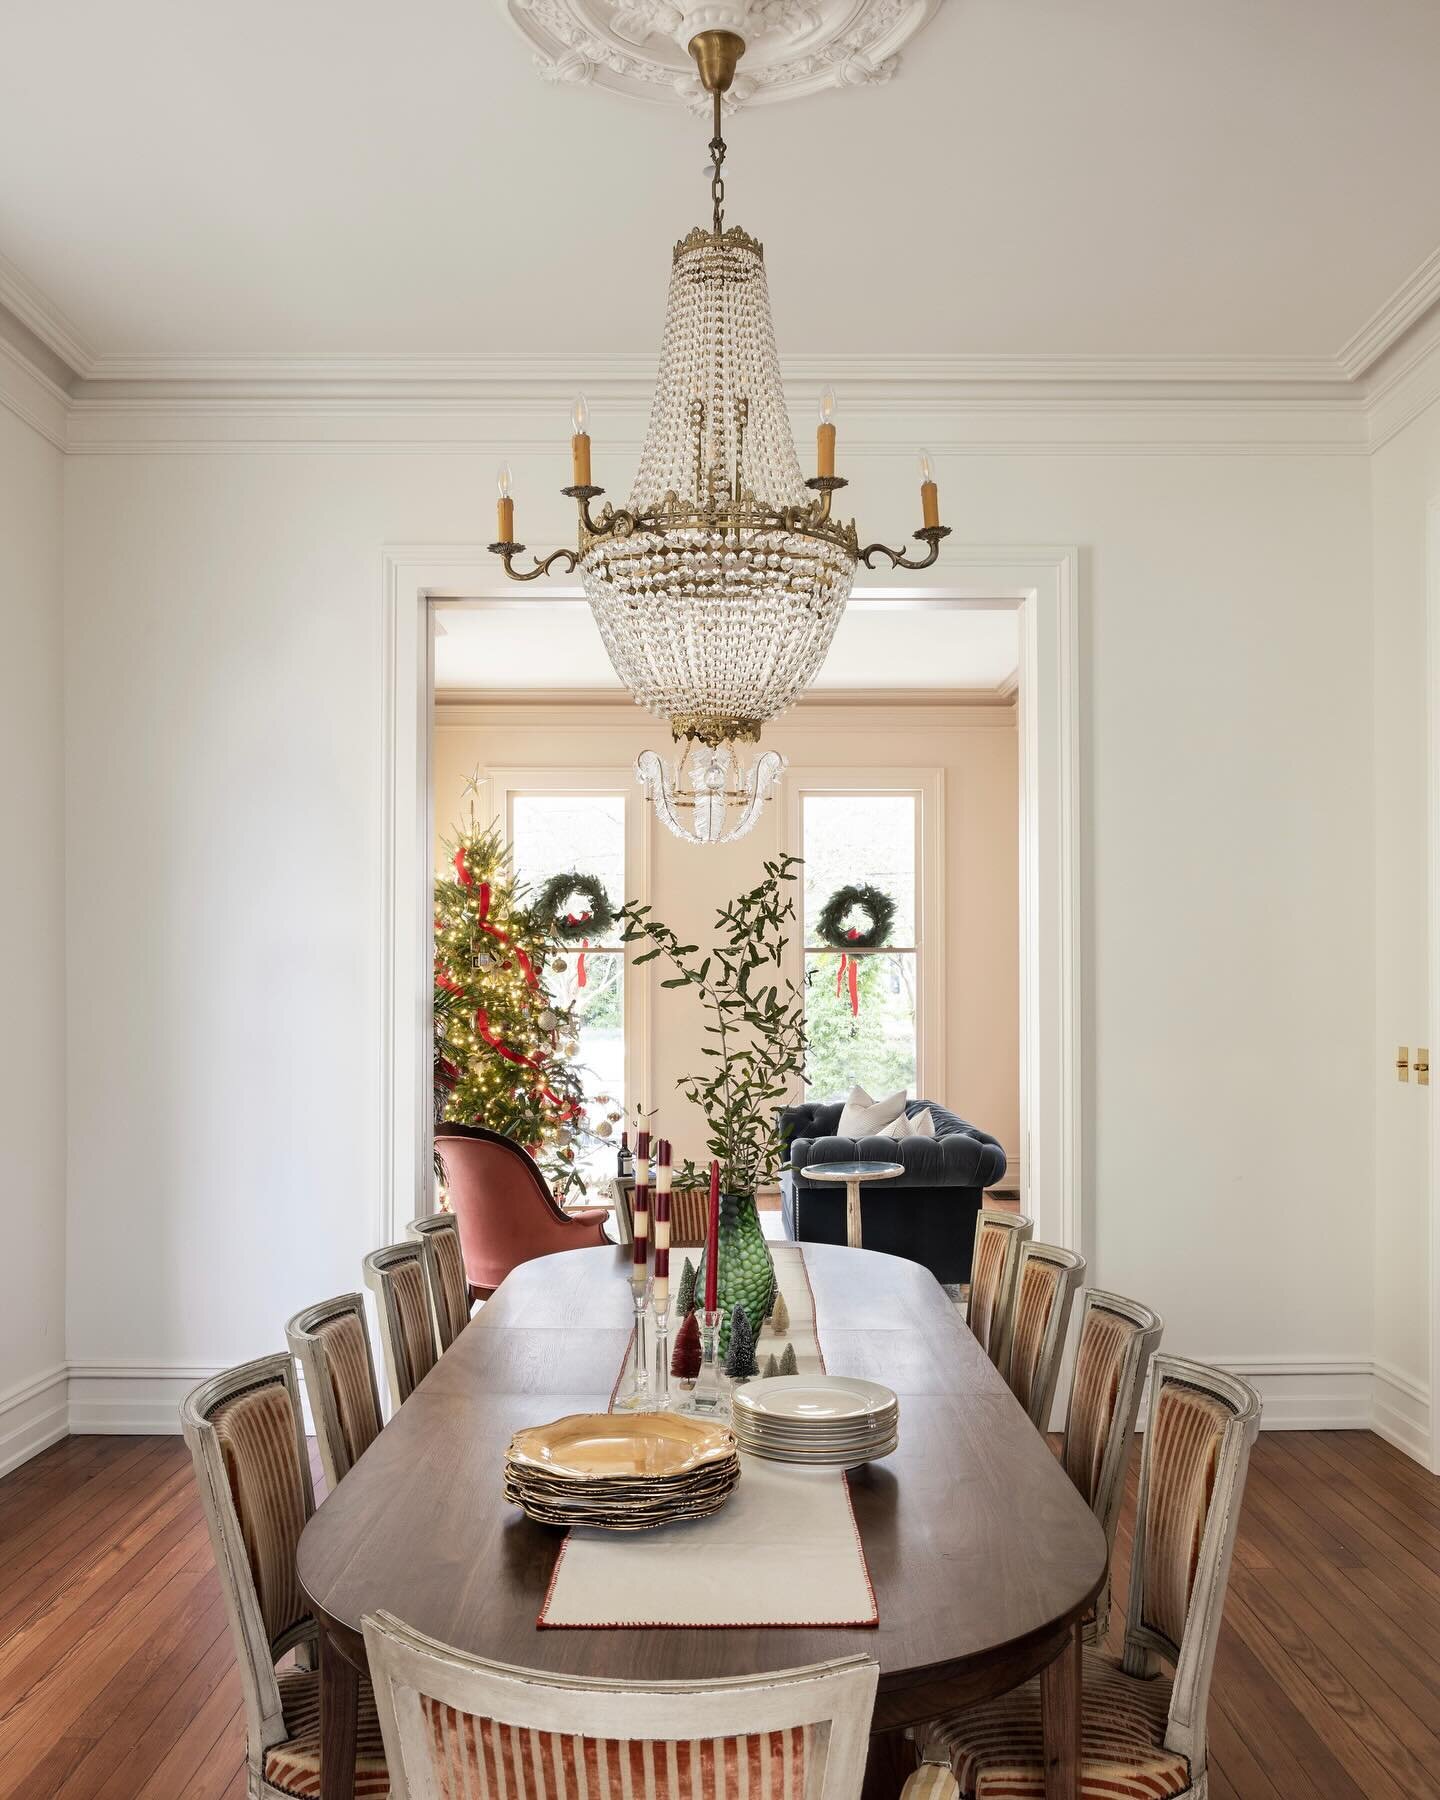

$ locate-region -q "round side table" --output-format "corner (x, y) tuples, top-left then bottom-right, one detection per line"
(800, 1159), (905, 1250)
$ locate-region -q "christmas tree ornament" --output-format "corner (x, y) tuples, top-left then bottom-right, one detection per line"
(671, 1309), (702, 1386)
(769, 1290), (790, 1335)
(778, 1342), (798, 1376)
(537, 1008), (557, 1032)
(595, 1119), (613, 1139)
(551, 957), (567, 974)
(725, 1304), (758, 1382)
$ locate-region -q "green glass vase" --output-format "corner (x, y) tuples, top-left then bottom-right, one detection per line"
(696, 1191), (776, 1354)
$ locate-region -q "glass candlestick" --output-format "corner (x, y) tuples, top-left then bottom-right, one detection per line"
(618, 1277), (652, 1410)
(693, 1308), (723, 1413)
(650, 1295), (672, 1412)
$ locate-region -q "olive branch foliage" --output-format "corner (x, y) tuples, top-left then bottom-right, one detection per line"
(618, 854), (807, 1196)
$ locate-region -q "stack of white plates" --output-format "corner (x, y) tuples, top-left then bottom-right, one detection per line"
(730, 1375), (899, 1468)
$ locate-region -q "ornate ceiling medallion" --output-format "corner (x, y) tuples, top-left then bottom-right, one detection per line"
(490, 29), (949, 845)
(499, 0), (945, 108)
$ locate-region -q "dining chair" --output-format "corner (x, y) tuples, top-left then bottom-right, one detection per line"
(1061, 1288), (1164, 1644)
(435, 1121), (609, 1298)
(285, 1292), (384, 1493)
(407, 1213), (471, 1353)
(364, 1241), (439, 1412)
(919, 1356), (1260, 1799)
(1003, 1241), (1086, 1429)
(363, 1610), (906, 1800)
(965, 1209), (1032, 1370)
(180, 1355), (391, 1798)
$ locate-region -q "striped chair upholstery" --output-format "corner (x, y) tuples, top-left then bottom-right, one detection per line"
(1060, 1291), (1163, 1644)
(1004, 1242), (1085, 1427)
(409, 1214), (471, 1352)
(365, 1242), (440, 1410)
(286, 1293), (384, 1492)
(180, 1356), (392, 1799)
(919, 1359), (1260, 1800)
(363, 1611), (878, 1800)
(966, 1211), (1031, 1370)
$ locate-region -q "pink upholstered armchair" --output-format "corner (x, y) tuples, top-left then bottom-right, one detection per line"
(434, 1124), (610, 1298)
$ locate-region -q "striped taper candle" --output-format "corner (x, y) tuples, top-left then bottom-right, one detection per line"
(653, 1138), (672, 1304)
(632, 1128), (651, 1281)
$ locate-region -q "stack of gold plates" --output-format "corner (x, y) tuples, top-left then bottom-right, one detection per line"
(731, 1375), (899, 1468)
(503, 1413), (740, 1531)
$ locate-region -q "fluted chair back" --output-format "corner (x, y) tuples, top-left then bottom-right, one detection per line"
(364, 1241), (439, 1411)
(182, 1356), (391, 1797)
(1123, 1357), (1261, 1776)
(966, 1209), (1032, 1369)
(363, 1609), (878, 1800)
(1060, 1288), (1163, 1640)
(286, 1293), (384, 1491)
(1004, 1241), (1086, 1427)
(408, 1213), (471, 1352)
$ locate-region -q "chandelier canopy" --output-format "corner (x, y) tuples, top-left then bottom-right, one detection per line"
(490, 28), (949, 843)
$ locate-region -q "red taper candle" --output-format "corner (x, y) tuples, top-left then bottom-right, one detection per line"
(653, 1139), (672, 1303)
(704, 1159), (720, 1312)
(632, 1129), (651, 1275)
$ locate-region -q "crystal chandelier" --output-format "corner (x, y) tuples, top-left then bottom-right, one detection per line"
(490, 28), (949, 844)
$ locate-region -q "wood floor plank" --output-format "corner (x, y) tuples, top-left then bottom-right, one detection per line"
(1, 1429), (1438, 1800)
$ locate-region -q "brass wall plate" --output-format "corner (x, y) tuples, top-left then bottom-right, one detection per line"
(1397, 1046), (1410, 1082)
(1417, 1048), (1430, 1087)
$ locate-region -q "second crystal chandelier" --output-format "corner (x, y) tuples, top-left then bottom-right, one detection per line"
(490, 27), (948, 845)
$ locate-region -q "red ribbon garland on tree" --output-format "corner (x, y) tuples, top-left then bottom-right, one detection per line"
(565, 911), (592, 986)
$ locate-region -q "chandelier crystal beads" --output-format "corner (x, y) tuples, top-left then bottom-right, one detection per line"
(489, 26), (949, 844)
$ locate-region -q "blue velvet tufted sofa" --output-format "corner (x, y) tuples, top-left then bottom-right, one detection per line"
(778, 1098), (1008, 1285)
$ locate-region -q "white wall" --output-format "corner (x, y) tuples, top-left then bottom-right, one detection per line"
(58, 434), (1377, 1429)
(1369, 393), (1440, 1461)
(0, 402), (67, 1472)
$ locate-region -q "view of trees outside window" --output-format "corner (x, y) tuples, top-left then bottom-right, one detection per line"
(510, 794), (625, 1189)
(802, 794), (918, 1101)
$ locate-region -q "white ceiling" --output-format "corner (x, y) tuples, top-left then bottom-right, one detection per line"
(434, 601), (1019, 693)
(3, 0), (1439, 364)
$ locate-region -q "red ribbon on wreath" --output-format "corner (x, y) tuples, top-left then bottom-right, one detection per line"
(565, 911), (593, 987)
(834, 926), (862, 1016)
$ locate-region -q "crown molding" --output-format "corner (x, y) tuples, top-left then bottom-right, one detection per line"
(11, 241), (1440, 454)
(1337, 244), (1440, 382)
(0, 250), (94, 379)
(435, 684), (1018, 711)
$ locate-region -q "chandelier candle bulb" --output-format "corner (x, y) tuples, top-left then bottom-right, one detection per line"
(817, 386), (837, 478)
(496, 463), (515, 542)
(918, 450), (939, 528)
(570, 395), (592, 486)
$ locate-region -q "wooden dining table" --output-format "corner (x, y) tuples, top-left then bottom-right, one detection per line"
(297, 1242), (1107, 1800)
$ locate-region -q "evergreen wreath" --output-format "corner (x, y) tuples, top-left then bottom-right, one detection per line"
(532, 871), (616, 944)
(815, 883), (896, 952)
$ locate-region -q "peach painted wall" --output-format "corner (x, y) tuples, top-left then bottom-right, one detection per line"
(433, 696), (1019, 1182)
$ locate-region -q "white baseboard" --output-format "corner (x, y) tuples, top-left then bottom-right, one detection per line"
(66, 1362), (226, 1434)
(0, 1364), (71, 1477)
(1371, 1358), (1432, 1463)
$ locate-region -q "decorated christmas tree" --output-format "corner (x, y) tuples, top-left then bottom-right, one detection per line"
(434, 802), (588, 1197)
(725, 1304), (758, 1380)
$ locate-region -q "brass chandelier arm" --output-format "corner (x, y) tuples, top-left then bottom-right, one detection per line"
(487, 541), (581, 581)
(856, 525), (952, 571)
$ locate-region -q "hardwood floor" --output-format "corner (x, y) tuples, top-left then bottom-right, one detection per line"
(1, 1430), (1437, 1798)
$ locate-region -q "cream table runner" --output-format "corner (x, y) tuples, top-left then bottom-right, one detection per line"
(538, 1245), (879, 1629)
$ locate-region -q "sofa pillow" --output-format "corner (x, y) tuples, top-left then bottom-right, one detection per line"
(877, 1106), (935, 1142)
(837, 1086), (907, 1138)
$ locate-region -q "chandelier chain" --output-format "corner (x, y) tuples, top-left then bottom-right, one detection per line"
(709, 90), (726, 236)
